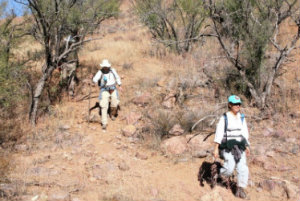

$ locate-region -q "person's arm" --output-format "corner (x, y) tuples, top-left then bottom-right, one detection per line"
(213, 115), (225, 158)
(242, 118), (251, 156)
(214, 143), (220, 159)
(111, 68), (121, 86)
(92, 70), (102, 83)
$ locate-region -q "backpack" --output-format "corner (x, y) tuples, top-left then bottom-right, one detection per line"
(224, 113), (245, 133)
(98, 68), (117, 87)
(220, 113), (247, 151)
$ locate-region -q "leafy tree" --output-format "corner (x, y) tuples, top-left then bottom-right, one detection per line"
(209, 0), (300, 109)
(133, 0), (209, 54)
(0, 1), (28, 141)
(15, 0), (120, 124)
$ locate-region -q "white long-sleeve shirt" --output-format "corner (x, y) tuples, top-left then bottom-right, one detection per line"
(214, 111), (250, 145)
(92, 68), (121, 87)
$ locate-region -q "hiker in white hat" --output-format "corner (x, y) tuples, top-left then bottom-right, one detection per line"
(92, 59), (122, 130)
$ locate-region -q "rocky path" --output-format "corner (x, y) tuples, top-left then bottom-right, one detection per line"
(6, 98), (208, 201)
(6, 96), (299, 201)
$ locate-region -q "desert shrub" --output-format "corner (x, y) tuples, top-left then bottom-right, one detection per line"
(0, 4), (28, 143)
(143, 108), (176, 141)
(209, 0), (300, 109)
(133, 0), (208, 54)
(122, 62), (134, 70)
(224, 69), (251, 99)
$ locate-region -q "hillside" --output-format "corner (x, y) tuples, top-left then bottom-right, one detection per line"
(0, 1), (300, 201)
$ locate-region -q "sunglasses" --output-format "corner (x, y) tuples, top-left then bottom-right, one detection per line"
(232, 103), (241, 106)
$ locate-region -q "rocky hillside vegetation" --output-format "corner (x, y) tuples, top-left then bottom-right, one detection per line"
(0, 0), (299, 201)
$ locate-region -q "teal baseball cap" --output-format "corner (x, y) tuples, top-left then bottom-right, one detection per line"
(228, 95), (242, 104)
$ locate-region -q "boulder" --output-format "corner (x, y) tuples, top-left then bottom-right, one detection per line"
(162, 97), (176, 109)
(125, 112), (142, 125)
(160, 136), (188, 155)
(132, 92), (151, 106)
(169, 124), (184, 136)
(162, 92), (177, 109)
(187, 135), (212, 155)
(122, 125), (136, 137)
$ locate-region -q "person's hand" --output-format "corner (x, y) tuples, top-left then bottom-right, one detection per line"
(118, 86), (123, 92)
(89, 74), (93, 79)
(245, 147), (250, 156)
(214, 147), (219, 159)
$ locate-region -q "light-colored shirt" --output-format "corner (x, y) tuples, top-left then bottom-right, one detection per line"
(214, 111), (250, 145)
(92, 68), (121, 87)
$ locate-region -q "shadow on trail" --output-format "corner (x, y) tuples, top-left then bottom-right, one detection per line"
(197, 161), (238, 194)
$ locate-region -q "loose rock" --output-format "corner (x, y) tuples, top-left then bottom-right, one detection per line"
(118, 161), (130, 171)
(125, 112), (142, 125)
(132, 92), (151, 106)
(169, 124), (184, 136)
(160, 136), (187, 155)
(187, 134), (212, 155)
(122, 125), (137, 137)
(135, 152), (148, 160)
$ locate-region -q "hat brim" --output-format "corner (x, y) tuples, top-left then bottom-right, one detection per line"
(100, 64), (111, 67)
(229, 100), (242, 104)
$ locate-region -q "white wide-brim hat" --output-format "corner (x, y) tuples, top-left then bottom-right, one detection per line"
(99, 59), (111, 67)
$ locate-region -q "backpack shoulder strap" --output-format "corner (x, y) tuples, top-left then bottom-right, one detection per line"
(110, 68), (117, 80)
(223, 113), (228, 133)
(98, 72), (103, 87)
(240, 113), (245, 124)
(223, 112), (228, 145)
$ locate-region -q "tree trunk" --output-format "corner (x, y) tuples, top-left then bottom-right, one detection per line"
(29, 65), (55, 125)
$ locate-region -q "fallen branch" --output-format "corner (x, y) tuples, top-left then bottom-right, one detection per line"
(191, 115), (217, 132)
(187, 131), (215, 143)
(76, 94), (98, 102)
(191, 103), (227, 132)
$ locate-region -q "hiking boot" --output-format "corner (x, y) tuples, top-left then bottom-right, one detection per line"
(110, 107), (118, 120)
(235, 187), (247, 199)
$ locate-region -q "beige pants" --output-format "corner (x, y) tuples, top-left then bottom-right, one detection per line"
(100, 90), (119, 125)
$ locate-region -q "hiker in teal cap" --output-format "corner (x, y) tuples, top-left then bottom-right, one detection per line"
(213, 95), (250, 199)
